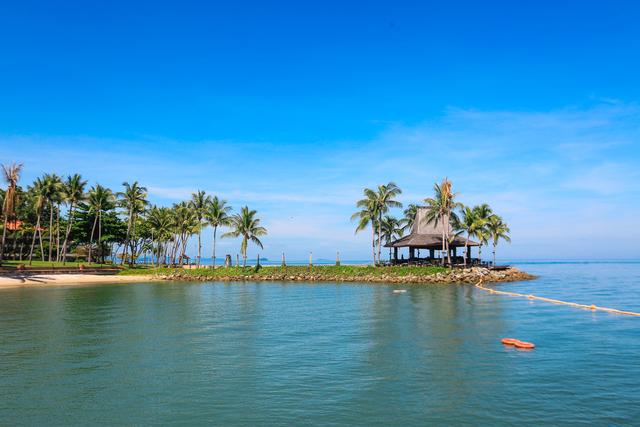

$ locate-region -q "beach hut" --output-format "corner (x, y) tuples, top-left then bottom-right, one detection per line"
(384, 207), (480, 265)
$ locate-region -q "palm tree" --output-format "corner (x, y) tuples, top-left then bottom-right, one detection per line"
(223, 206), (267, 267)
(374, 183), (403, 264)
(146, 206), (173, 266)
(472, 204), (493, 264)
(40, 174), (63, 262)
(189, 190), (211, 267)
(60, 174), (87, 264)
(0, 163), (23, 262)
(400, 203), (419, 234)
(351, 190), (379, 265)
(27, 178), (47, 264)
(204, 196), (232, 268)
(171, 202), (200, 266)
(424, 178), (461, 265)
(379, 215), (404, 261)
(87, 185), (116, 264)
(487, 215), (511, 266)
(118, 181), (148, 265)
(457, 205), (489, 267)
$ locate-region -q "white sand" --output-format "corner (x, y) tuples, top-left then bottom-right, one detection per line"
(0, 274), (157, 289)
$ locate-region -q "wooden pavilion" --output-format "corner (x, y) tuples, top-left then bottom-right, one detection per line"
(385, 207), (480, 265)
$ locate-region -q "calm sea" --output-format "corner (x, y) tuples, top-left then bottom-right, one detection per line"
(0, 261), (638, 425)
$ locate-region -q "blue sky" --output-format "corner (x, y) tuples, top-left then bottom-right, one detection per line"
(1, 1), (639, 260)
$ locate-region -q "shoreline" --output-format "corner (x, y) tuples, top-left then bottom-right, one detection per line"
(129, 266), (537, 285)
(0, 267), (536, 289)
(0, 274), (158, 289)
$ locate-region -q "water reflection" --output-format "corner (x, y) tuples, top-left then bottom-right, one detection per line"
(0, 269), (639, 425)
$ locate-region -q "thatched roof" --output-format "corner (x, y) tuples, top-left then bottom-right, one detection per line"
(384, 207), (479, 249)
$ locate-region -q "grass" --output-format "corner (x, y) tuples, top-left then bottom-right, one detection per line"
(119, 264), (449, 278)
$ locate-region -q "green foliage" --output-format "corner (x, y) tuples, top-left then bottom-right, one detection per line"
(120, 265), (448, 278)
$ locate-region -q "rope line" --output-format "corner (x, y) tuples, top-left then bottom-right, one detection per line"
(475, 280), (640, 317)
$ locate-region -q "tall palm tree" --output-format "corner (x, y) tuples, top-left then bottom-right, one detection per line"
(60, 174), (87, 264)
(374, 183), (403, 264)
(222, 206), (267, 267)
(351, 190), (379, 265)
(204, 196), (232, 268)
(189, 190), (211, 267)
(27, 178), (47, 264)
(487, 215), (511, 266)
(379, 215), (404, 261)
(87, 185), (116, 264)
(118, 181), (148, 265)
(424, 178), (461, 265)
(40, 173), (63, 262)
(0, 163), (23, 262)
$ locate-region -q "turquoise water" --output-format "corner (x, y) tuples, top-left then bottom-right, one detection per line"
(0, 262), (639, 425)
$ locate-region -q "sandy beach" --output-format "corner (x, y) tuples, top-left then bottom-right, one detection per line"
(0, 274), (157, 289)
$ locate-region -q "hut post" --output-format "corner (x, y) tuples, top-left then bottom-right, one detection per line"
(393, 247), (398, 263)
(236, 254), (240, 267)
(256, 254), (261, 268)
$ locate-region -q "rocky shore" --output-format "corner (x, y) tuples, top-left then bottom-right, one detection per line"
(152, 266), (535, 285)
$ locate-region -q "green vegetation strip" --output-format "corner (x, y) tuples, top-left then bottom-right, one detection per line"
(120, 265), (448, 279)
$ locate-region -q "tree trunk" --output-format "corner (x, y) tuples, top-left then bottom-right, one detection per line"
(377, 213), (382, 266)
(180, 234), (188, 266)
(98, 212), (103, 264)
(212, 226), (217, 268)
(493, 243), (497, 266)
(61, 203), (75, 265)
(121, 209), (132, 265)
(88, 212), (98, 264)
(371, 222), (376, 265)
(130, 215), (137, 265)
(464, 234), (469, 268)
(55, 204), (61, 262)
(48, 204), (54, 262)
(28, 214), (42, 265)
(197, 228), (202, 267)
(445, 213), (451, 266)
(441, 214), (446, 266)
(38, 219), (45, 262)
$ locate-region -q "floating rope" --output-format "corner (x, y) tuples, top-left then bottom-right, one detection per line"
(475, 280), (640, 317)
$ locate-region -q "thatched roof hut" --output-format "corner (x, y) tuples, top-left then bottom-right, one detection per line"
(384, 207), (478, 263)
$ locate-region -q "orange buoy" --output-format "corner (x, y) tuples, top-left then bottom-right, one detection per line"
(513, 340), (535, 349)
(501, 338), (520, 346)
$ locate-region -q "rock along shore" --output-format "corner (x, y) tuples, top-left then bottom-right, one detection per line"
(154, 267), (536, 285)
